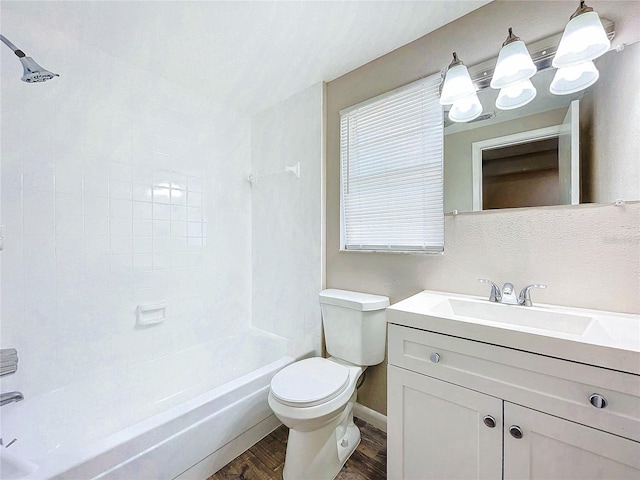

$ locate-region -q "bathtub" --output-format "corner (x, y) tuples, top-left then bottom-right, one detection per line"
(0, 329), (298, 479)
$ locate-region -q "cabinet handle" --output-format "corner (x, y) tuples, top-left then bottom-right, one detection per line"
(589, 393), (608, 409)
(509, 425), (523, 439)
(429, 353), (440, 363)
(483, 415), (496, 428)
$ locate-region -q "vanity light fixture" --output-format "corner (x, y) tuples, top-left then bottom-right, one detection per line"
(439, 52), (476, 105)
(549, 60), (599, 95)
(491, 28), (537, 110)
(553, 1), (610, 69)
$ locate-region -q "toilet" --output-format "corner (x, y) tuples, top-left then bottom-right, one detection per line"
(268, 289), (389, 480)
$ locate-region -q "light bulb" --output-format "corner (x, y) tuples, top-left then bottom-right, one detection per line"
(550, 61), (599, 95)
(449, 94), (483, 122)
(496, 79), (537, 110)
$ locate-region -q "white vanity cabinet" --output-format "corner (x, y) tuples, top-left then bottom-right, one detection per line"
(387, 323), (640, 480)
(388, 365), (502, 479)
(504, 403), (640, 479)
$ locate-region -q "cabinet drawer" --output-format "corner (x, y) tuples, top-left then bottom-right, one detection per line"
(388, 323), (640, 442)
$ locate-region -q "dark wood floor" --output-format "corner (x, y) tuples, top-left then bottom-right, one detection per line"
(208, 418), (386, 480)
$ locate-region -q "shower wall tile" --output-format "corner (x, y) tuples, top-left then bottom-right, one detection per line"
(251, 83), (323, 356)
(109, 162), (132, 182)
(133, 201), (153, 219)
(109, 180), (133, 200)
(55, 169), (84, 195)
(133, 237), (153, 254)
(133, 218), (153, 237)
(1, 36), (252, 397)
(56, 193), (83, 219)
(23, 161), (55, 192)
(84, 196), (110, 218)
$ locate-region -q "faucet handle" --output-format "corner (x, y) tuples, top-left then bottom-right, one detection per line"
(518, 284), (547, 307)
(478, 279), (502, 302)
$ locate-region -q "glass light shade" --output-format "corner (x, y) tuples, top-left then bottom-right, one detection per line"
(495, 79), (537, 110)
(552, 11), (610, 68)
(490, 40), (537, 89)
(449, 94), (483, 122)
(550, 60), (599, 95)
(440, 64), (476, 105)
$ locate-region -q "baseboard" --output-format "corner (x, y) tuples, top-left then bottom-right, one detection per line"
(353, 402), (387, 433)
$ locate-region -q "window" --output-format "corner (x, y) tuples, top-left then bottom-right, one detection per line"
(340, 73), (444, 253)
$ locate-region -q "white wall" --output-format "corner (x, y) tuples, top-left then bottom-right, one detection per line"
(251, 83), (324, 358)
(0, 8), (252, 397)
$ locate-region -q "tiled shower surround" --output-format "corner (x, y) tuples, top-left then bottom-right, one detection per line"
(1, 9), (255, 397)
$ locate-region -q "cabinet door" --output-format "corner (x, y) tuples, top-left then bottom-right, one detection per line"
(388, 365), (502, 480)
(504, 402), (640, 480)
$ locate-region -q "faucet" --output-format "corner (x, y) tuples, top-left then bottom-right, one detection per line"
(0, 391), (24, 407)
(479, 279), (546, 306)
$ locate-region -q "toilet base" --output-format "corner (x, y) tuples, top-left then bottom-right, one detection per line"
(282, 397), (360, 480)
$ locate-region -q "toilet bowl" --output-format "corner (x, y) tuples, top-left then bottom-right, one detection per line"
(268, 289), (389, 480)
(268, 357), (364, 480)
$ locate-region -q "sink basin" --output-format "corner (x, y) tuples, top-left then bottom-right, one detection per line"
(0, 449), (38, 480)
(433, 297), (593, 335)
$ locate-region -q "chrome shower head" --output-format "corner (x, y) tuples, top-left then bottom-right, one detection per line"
(1, 34), (59, 83)
(18, 56), (59, 83)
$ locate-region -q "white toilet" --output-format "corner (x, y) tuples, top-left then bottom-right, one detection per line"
(268, 289), (389, 480)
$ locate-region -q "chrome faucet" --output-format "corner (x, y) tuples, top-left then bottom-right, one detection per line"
(0, 391), (24, 407)
(479, 279), (546, 306)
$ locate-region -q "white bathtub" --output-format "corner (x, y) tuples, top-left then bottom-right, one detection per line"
(0, 329), (297, 479)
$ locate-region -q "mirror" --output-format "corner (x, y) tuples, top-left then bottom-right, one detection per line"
(444, 41), (640, 213)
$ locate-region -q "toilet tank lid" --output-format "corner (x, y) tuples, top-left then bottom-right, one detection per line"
(319, 289), (389, 311)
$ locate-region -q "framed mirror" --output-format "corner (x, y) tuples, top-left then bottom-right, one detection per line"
(444, 41), (640, 213)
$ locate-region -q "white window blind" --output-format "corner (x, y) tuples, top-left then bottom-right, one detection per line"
(340, 73), (444, 253)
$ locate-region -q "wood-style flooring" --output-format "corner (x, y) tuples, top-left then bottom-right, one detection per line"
(208, 418), (386, 480)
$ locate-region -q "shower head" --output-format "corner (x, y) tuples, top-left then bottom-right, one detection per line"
(18, 56), (59, 83)
(1, 34), (59, 83)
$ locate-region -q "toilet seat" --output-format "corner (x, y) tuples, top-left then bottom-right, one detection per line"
(270, 358), (350, 408)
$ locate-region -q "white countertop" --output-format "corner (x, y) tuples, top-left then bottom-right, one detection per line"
(387, 290), (640, 375)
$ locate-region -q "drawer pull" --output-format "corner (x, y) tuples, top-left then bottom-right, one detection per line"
(483, 415), (496, 428)
(509, 425), (523, 439)
(589, 393), (608, 409)
(429, 353), (440, 363)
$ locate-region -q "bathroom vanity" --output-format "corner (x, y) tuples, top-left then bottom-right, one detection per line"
(386, 290), (640, 479)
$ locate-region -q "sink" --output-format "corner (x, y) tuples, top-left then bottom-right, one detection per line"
(386, 290), (640, 375)
(433, 297), (593, 335)
(0, 449), (38, 480)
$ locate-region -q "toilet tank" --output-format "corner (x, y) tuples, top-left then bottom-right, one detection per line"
(319, 289), (390, 366)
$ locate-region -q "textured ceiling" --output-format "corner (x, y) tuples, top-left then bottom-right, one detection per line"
(1, 1), (490, 114)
